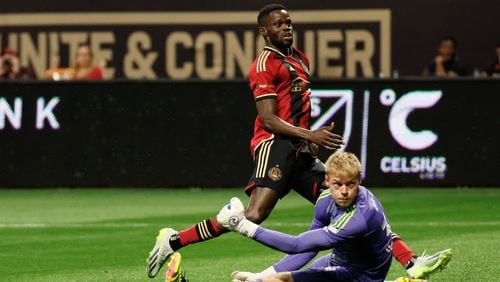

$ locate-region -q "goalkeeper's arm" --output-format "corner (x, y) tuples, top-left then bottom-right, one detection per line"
(216, 197), (335, 253)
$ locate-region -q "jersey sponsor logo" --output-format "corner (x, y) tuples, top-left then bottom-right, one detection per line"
(256, 84), (274, 90)
(268, 166), (283, 182)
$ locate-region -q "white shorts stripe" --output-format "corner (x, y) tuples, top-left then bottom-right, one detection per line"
(256, 141), (268, 178)
(256, 140), (274, 178)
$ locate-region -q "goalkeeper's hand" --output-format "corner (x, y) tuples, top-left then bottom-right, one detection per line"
(231, 266), (277, 282)
(231, 271), (259, 282)
(216, 197), (258, 237)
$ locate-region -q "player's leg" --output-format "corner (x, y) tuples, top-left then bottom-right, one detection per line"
(164, 252), (188, 282)
(405, 248), (452, 278)
(292, 146), (326, 204)
(245, 186), (280, 223)
(244, 138), (297, 222)
(147, 139), (293, 277)
(391, 233), (452, 278)
(392, 233), (417, 269)
(169, 138), (292, 250)
(159, 185), (280, 265)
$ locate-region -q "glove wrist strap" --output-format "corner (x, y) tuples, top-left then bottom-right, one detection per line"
(237, 219), (258, 238)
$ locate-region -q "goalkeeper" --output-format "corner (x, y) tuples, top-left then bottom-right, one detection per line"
(217, 152), (450, 282)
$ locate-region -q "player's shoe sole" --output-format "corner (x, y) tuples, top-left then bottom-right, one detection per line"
(147, 228), (177, 278)
(165, 252), (188, 282)
(408, 248), (452, 279)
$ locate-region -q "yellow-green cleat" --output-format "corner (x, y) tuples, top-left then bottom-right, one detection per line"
(406, 249), (452, 279)
(165, 252), (188, 282)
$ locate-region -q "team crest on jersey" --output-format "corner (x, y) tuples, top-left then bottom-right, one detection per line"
(268, 166), (283, 181)
(291, 77), (310, 94)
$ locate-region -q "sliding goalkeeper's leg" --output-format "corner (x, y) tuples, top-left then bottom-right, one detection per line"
(406, 249), (452, 279)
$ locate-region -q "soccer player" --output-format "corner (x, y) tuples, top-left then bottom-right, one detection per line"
(147, 4), (451, 280)
(218, 152), (448, 282)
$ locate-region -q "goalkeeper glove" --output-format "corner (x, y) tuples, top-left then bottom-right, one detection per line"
(216, 197), (258, 238)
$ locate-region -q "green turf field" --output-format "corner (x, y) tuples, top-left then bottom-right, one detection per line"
(0, 188), (499, 281)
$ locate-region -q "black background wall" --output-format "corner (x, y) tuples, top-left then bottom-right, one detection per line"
(0, 79), (498, 187)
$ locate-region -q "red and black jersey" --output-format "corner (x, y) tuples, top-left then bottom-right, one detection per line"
(247, 46), (312, 155)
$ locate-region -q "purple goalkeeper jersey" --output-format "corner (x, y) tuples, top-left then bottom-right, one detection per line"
(253, 186), (393, 281)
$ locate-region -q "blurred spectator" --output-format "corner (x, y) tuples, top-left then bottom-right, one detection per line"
(0, 47), (35, 80)
(422, 36), (468, 77)
(46, 43), (103, 80)
(45, 56), (74, 80)
(481, 42), (500, 77)
(72, 44), (103, 80)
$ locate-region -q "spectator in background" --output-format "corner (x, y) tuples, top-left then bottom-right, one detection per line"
(46, 43), (103, 80)
(72, 43), (103, 80)
(481, 42), (500, 77)
(422, 36), (468, 77)
(0, 47), (35, 80)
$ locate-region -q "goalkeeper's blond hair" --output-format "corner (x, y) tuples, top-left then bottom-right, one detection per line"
(325, 151), (362, 181)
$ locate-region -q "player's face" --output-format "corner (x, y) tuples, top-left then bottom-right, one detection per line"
(76, 46), (92, 68)
(326, 174), (360, 208)
(438, 40), (455, 62)
(260, 10), (293, 50)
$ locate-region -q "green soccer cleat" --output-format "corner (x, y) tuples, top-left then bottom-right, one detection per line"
(406, 248), (452, 279)
(165, 252), (189, 282)
(147, 228), (178, 278)
(165, 252), (188, 282)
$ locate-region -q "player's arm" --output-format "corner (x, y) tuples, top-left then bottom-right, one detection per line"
(217, 198), (356, 254)
(256, 98), (343, 150)
(266, 195), (331, 272)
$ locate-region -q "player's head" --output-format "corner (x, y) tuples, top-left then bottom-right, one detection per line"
(257, 4), (293, 51)
(324, 151), (362, 208)
(438, 36), (457, 62)
(75, 43), (93, 68)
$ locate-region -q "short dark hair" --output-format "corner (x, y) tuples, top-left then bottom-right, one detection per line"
(257, 4), (287, 25)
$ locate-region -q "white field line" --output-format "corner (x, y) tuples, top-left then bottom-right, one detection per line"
(0, 221), (499, 229)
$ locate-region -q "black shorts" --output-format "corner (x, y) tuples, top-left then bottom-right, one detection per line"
(245, 137), (325, 203)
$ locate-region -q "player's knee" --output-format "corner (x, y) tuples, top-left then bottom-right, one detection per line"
(245, 207), (270, 224)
